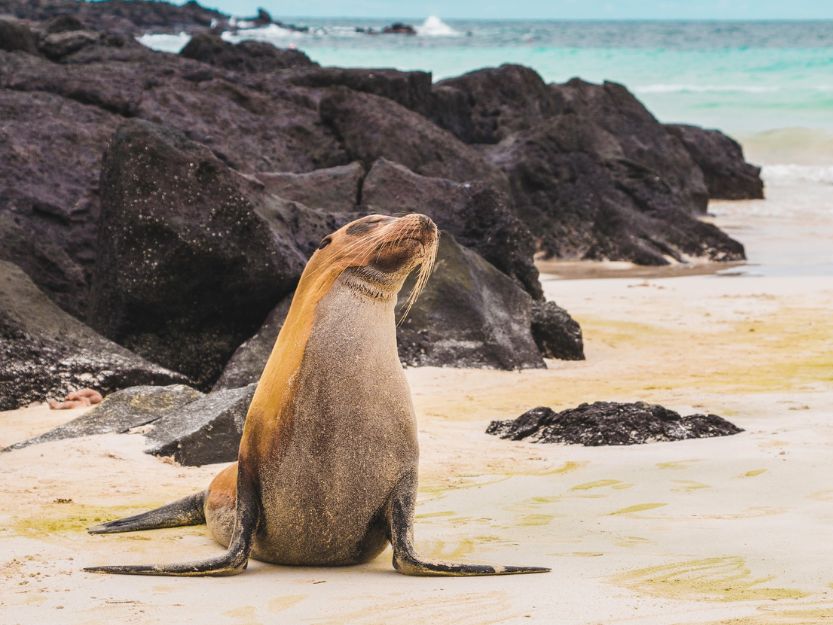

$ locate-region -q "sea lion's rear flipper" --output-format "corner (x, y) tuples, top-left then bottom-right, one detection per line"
(88, 492), (207, 534)
(387, 471), (550, 577)
(84, 468), (260, 577)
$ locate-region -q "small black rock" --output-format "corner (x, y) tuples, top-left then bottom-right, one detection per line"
(486, 401), (742, 445)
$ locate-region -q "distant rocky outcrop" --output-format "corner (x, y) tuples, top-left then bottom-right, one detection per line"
(0, 0), (230, 36)
(0, 261), (188, 411)
(486, 402), (742, 445)
(382, 22), (416, 35)
(667, 124), (765, 200)
(180, 32), (314, 72)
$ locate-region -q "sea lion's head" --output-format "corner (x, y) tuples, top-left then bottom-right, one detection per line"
(304, 213), (439, 315)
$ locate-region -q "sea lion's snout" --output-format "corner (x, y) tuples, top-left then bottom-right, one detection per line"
(395, 213), (438, 249)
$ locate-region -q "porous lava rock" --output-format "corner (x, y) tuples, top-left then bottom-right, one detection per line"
(486, 402), (742, 445)
(666, 124), (764, 200)
(0, 260), (188, 411)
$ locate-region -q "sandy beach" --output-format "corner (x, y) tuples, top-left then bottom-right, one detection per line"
(2, 173), (831, 625)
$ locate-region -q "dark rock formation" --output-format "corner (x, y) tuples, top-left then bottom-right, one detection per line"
(215, 232), (555, 381)
(486, 107), (745, 264)
(145, 384), (255, 465)
(431, 64), (559, 144)
(0, 83), (119, 317)
(180, 32), (314, 72)
(397, 235), (544, 369)
(4, 379), (252, 466)
(550, 78), (709, 214)
(0, 0), (230, 36)
(0, 261), (188, 411)
(289, 67), (432, 114)
(362, 159), (541, 298)
(3, 384), (202, 451)
(257, 162), (364, 213)
(38, 28), (101, 60)
(0, 34), (344, 318)
(667, 124), (764, 200)
(88, 120), (311, 388)
(382, 22), (416, 35)
(486, 402), (742, 445)
(319, 88), (504, 186)
(530, 301), (584, 360)
(0, 17), (38, 53)
(213, 296), (291, 390)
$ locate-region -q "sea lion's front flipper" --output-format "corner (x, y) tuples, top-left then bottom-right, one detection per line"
(387, 471), (550, 576)
(85, 466), (260, 577)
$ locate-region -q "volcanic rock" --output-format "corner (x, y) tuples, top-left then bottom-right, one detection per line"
(430, 63), (559, 144)
(0, 261), (188, 411)
(88, 120), (311, 387)
(3, 384), (202, 450)
(666, 124), (764, 200)
(486, 402), (743, 445)
(397, 235), (545, 369)
(290, 66), (431, 113)
(487, 109), (745, 264)
(213, 296), (291, 390)
(257, 162), (364, 213)
(180, 32), (314, 72)
(319, 88), (504, 186)
(361, 158), (541, 298)
(530, 301), (584, 360)
(145, 383), (255, 465)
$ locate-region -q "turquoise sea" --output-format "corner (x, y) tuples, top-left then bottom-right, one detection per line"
(143, 17), (833, 139)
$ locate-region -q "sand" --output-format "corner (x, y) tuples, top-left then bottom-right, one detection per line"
(2, 180), (832, 624)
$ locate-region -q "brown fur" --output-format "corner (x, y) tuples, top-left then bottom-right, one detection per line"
(208, 213), (437, 563)
(86, 213), (547, 576)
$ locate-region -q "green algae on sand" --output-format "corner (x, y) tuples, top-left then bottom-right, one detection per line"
(616, 556), (809, 602)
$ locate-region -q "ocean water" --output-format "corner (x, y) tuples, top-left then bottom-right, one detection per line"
(141, 18), (833, 276)
(142, 17), (833, 141)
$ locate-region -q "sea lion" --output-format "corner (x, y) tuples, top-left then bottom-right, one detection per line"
(84, 213), (549, 577)
(48, 388), (103, 410)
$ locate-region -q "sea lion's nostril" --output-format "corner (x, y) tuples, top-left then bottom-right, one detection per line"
(417, 215), (433, 232)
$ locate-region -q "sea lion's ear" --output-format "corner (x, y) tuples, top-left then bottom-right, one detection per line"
(318, 236), (332, 250)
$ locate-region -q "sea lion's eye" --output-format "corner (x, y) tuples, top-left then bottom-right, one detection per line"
(318, 236), (332, 249)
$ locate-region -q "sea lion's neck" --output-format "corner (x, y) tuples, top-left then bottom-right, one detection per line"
(338, 267), (399, 304)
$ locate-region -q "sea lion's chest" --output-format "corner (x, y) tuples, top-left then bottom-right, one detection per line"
(254, 286), (418, 563)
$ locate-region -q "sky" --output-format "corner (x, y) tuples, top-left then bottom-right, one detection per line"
(199, 0), (833, 20)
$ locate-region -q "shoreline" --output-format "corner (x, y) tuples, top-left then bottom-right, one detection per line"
(3, 189), (832, 624)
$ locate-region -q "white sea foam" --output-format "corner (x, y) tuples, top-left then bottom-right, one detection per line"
(762, 164), (833, 185)
(636, 84), (778, 94)
(415, 16), (460, 37)
(137, 32), (191, 53)
(222, 23), (305, 43)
